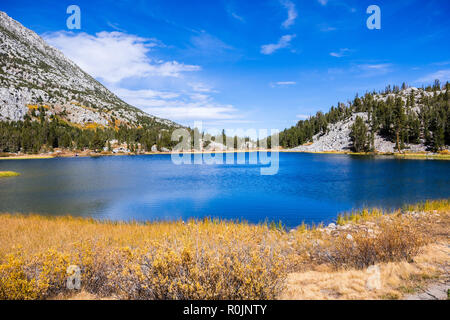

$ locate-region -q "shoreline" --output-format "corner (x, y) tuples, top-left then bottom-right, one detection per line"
(283, 150), (450, 160)
(1, 149), (449, 160)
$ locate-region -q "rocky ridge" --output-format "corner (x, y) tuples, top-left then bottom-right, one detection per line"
(0, 11), (178, 129)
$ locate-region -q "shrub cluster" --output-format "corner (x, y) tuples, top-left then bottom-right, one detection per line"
(0, 219), (287, 300)
(310, 217), (428, 269)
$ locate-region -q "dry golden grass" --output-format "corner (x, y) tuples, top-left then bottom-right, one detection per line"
(0, 199), (448, 300)
(281, 243), (448, 300)
(281, 149), (450, 160)
(394, 153), (450, 160)
(0, 155), (54, 160)
(0, 216), (288, 300)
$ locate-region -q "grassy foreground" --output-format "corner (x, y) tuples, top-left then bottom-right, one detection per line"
(0, 199), (448, 300)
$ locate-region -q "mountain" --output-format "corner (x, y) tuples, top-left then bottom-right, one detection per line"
(0, 11), (178, 129)
(280, 84), (449, 153)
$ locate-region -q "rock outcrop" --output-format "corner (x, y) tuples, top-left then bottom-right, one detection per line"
(290, 88), (448, 153)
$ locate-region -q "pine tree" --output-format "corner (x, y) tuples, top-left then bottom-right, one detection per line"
(393, 97), (406, 152)
(350, 116), (369, 152)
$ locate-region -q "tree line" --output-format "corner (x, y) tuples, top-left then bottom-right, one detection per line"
(0, 116), (255, 154)
(0, 116), (179, 154)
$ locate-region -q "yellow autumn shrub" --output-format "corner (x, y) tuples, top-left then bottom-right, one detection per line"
(0, 249), (69, 299)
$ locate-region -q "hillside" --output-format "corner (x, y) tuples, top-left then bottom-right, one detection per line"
(0, 11), (177, 129)
(281, 84), (449, 153)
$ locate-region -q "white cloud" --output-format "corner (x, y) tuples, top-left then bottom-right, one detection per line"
(153, 61), (200, 77)
(318, 0), (328, 5)
(189, 93), (210, 101)
(357, 63), (392, 77)
(416, 70), (450, 83)
(360, 63), (391, 70)
(296, 114), (310, 119)
(188, 82), (216, 93)
(113, 87), (239, 121)
(113, 88), (180, 101)
(260, 1), (297, 56)
(276, 81), (296, 85)
(43, 30), (243, 124)
(230, 12), (245, 22)
(330, 48), (350, 58)
(44, 31), (200, 83)
(270, 81), (296, 87)
(226, 3), (245, 23)
(261, 34), (296, 55)
(147, 105), (238, 121)
(431, 61), (450, 66)
(321, 26), (337, 32)
(186, 32), (238, 61)
(281, 0), (298, 29)
(190, 32), (232, 52)
(106, 21), (126, 32)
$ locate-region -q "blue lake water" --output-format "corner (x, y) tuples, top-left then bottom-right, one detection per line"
(0, 153), (449, 227)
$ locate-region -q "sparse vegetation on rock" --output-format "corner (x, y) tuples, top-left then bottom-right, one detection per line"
(281, 83), (449, 153)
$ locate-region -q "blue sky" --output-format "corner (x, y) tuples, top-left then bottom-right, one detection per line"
(1, 0), (450, 133)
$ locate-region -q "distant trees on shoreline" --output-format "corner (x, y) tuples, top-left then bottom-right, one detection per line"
(0, 117), (178, 154)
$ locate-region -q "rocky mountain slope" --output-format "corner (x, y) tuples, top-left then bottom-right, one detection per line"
(289, 86), (449, 153)
(0, 11), (178, 129)
(291, 112), (427, 153)
(291, 112), (399, 153)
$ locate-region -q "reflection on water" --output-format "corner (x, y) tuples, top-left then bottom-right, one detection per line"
(0, 153), (449, 227)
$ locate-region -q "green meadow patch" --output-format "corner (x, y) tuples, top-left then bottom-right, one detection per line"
(0, 171), (20, 178)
